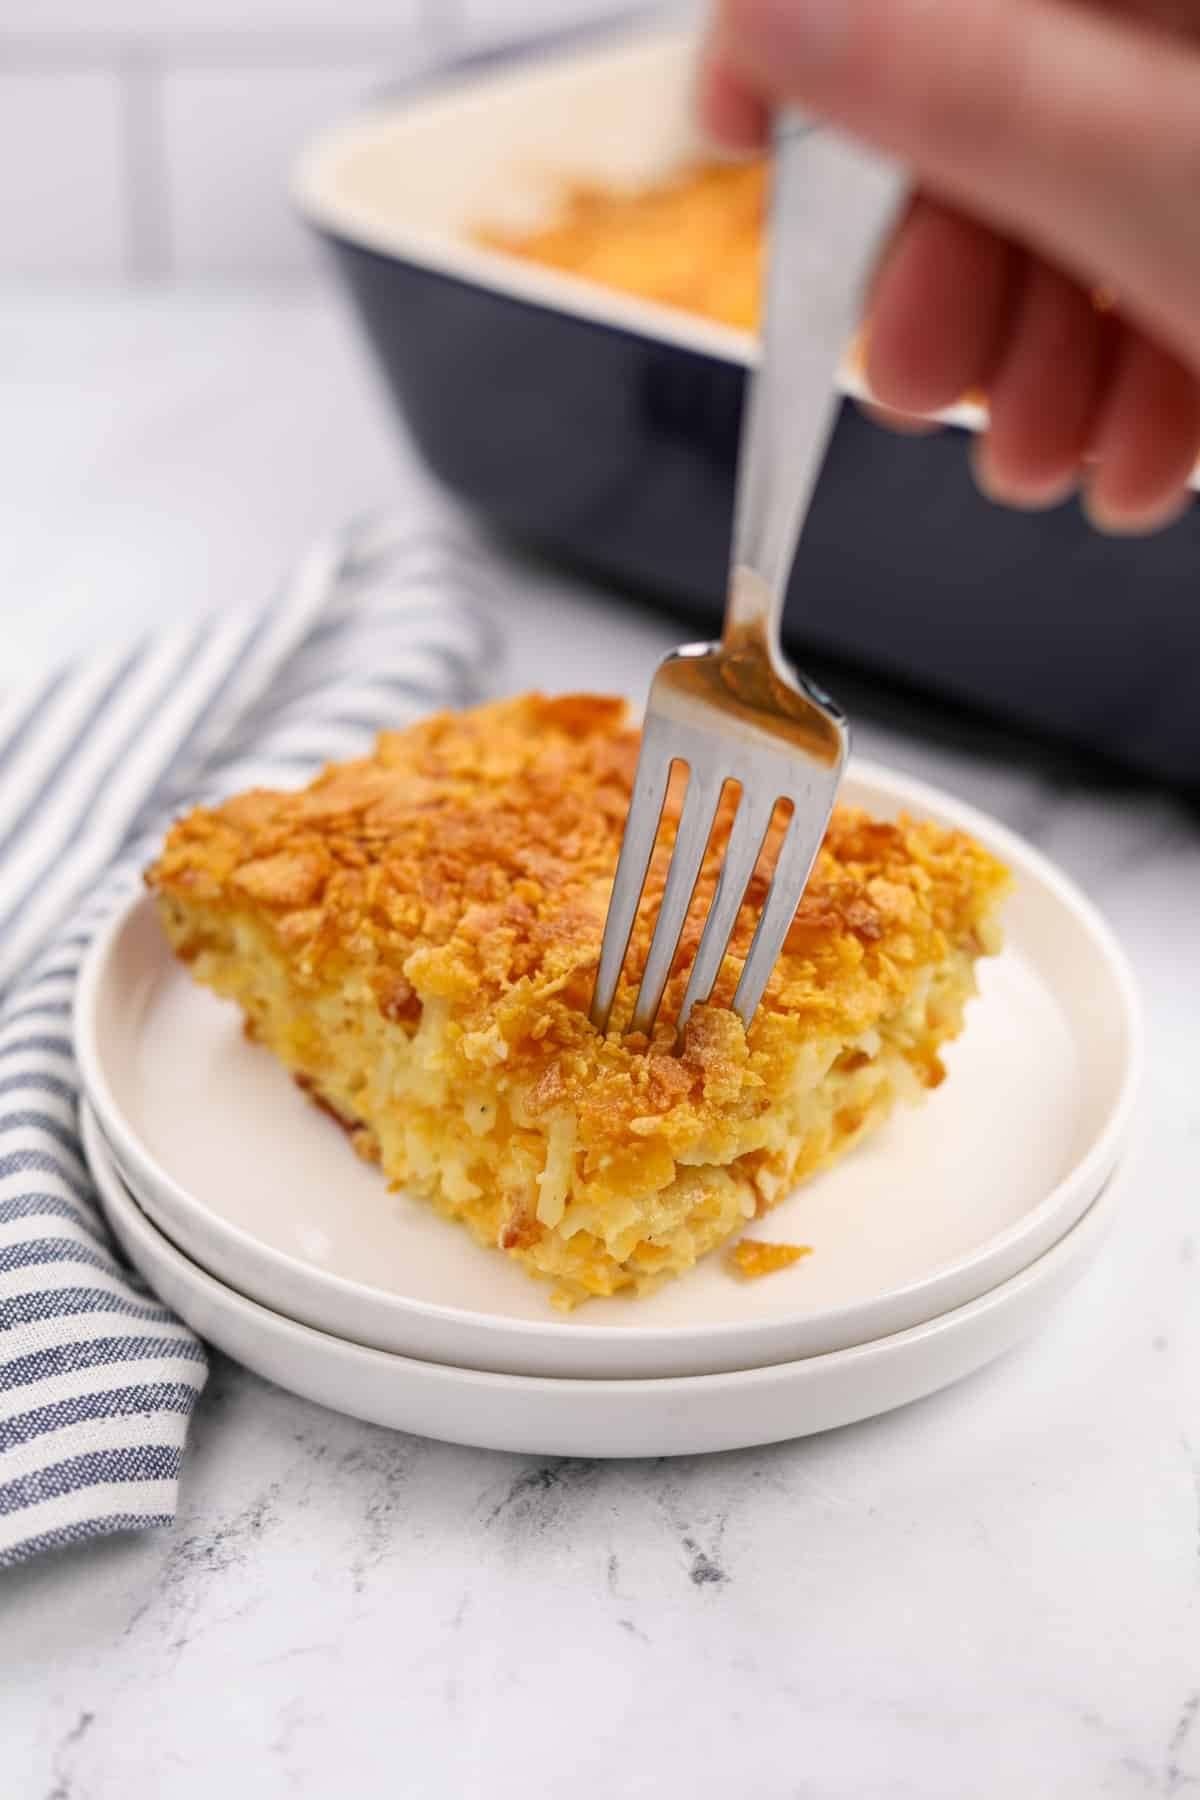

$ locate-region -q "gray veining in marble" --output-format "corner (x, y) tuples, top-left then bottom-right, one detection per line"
(0, 288), (1197, 1800)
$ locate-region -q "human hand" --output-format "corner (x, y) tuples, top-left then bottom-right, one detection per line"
(700, 0), (1200, 530)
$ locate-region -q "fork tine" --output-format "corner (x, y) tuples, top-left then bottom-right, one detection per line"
(628, 769), (723, 1038)
(676, 790), (776, 1036)
(589, 741), (673, 1034)
(731, 796), (833, 1027)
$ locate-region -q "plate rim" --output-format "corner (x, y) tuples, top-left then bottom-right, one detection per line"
(82, 1095), (1122, 1398)
(73, 754), (1143, 1368)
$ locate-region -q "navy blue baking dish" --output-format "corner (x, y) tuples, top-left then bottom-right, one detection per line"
(295, 22), (1200, 785)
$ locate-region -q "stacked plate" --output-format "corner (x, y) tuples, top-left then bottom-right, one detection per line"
(74, 761), (1141, 1459)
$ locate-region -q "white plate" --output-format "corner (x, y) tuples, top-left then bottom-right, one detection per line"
(74, 759), (1141, 1379)
(82, 1101), (1123, 1458)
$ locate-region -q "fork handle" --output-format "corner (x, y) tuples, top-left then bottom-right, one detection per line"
(726, 115), (906, 663)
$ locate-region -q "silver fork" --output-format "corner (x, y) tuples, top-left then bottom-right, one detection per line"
(590, 120), (905, 1041)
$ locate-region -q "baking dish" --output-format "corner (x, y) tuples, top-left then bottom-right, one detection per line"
(295, 21), (1200, 784)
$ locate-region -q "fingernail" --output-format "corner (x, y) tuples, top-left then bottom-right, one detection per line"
(970, 439), (1077, 512)
(1082, 484), (1192, 536)
(858, 399), (944, 437)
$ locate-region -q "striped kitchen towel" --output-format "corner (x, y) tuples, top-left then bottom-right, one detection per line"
(0, 510), (495, 1568)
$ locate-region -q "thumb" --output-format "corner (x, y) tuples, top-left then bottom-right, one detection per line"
(710, 0), (1200, 369)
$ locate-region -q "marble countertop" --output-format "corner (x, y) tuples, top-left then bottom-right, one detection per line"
(2, 287), (1197, 1800)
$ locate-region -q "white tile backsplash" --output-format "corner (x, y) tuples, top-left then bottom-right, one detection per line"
(0, 0), (424, 39)
(0, 71), (126, 276)
(162, 63), (394, 274)
(0, 0), (671, 279)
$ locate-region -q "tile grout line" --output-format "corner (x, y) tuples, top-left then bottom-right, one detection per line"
(119, 46), (169, 280)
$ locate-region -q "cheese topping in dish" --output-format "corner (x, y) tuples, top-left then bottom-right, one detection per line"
(480, 157), (1116, 365)
(478, 160), (767, 331)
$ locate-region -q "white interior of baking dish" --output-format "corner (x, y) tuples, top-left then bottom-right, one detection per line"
(293, 19), (985, 428)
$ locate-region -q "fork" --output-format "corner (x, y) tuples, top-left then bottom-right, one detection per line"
(589, 119), (906, 1042)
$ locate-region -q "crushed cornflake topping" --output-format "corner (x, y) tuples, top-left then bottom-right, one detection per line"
(726, 1240), (813, 1282)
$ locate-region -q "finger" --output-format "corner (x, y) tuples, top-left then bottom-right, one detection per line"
(857, 400), (946, 437)
(1093, 0), (1200, 40)
(973, 262), (1117, 507)
(696, 31), (770, 152)
(715, 0), (1200, 371)
(1084, 333), (1200, 531)
(864, 195), (1020, 415)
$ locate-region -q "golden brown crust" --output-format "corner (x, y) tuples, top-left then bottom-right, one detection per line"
(147, 694), (1008, 1178)
(480, 159), (1113, 402)
(477, 161), (766, 332)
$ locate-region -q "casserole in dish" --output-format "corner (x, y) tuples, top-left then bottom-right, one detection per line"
(296, 23), (1200, 783)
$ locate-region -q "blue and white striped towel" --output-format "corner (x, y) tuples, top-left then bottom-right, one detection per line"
(0, 511), (494, 1568)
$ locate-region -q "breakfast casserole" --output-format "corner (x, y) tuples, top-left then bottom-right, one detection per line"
(481, 157), (1115, 347)
(478, 160), (768, 331)
(147, 694), (1009, 1308)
